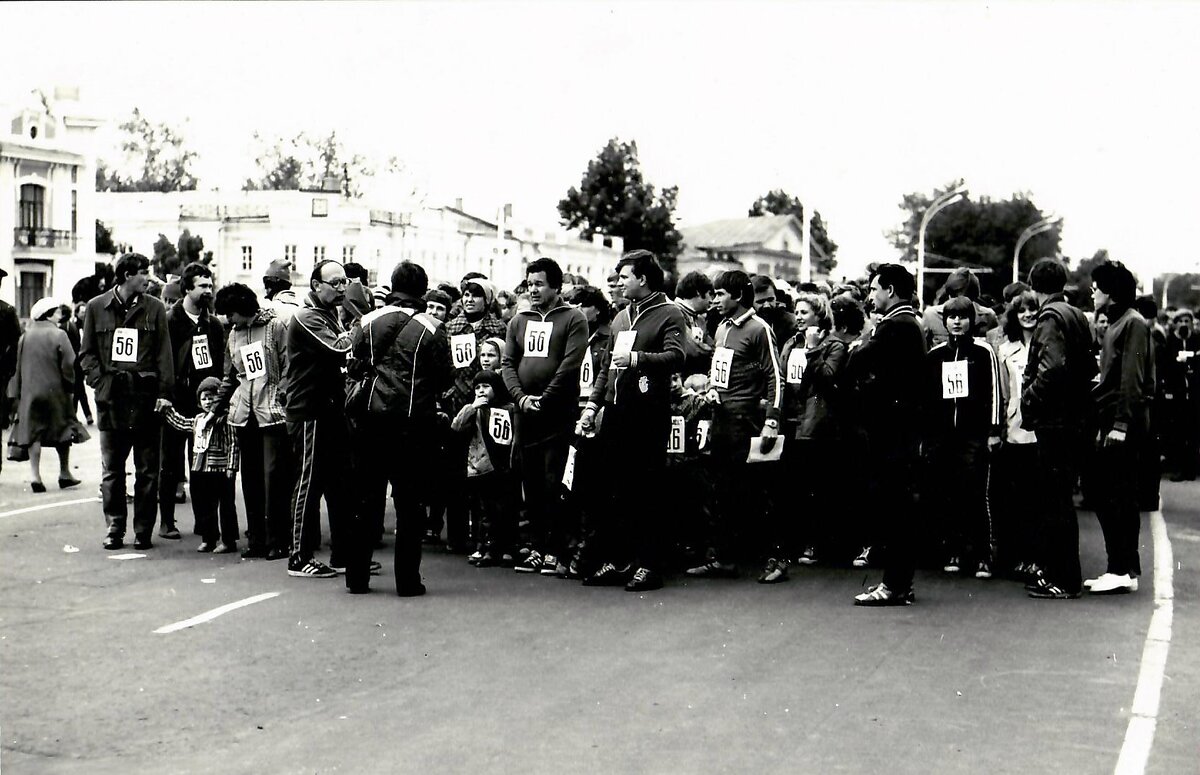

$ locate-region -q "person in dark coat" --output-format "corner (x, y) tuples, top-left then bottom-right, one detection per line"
(63, 302), (94, 425)
(0, 268), (20, 473)
(8, 298), (83, 491)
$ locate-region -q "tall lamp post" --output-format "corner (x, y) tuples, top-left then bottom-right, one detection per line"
(917, 185), (967, 305)
(1012, 214), (1062, 284)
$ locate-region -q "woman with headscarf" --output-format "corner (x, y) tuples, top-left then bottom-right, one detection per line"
(8, 298), (84, 491)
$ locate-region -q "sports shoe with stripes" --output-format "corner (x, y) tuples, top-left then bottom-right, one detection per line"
(515, 550), (543, 573)
(288, 558), (338, 578)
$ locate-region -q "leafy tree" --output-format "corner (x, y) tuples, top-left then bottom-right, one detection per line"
(558, 138), (682, 276)
(888, 179), (1061, 303)
(73, 262), (115, 303)
(177, 229), (205, 266)
(1154, 273), (1200, 311)
(747, 189), (838, 275)
(152, 233), (180, 278)
(95, 219), (117, 255)
(96, 108), (199, 192)
(243, 130), (421, 203)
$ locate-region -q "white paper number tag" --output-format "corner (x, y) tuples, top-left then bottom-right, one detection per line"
(240, 340), (267, 382)
(111, 327), (138, 363)
(786, 348), (807, 385)
(450, 334), (477, 369)
(710, 347), (734, 389)
(697, 419), (711, 450)
(579, 345), (595, 396)
(524, 321), (553, 358)
(1178, 350), (1195, 363)
(488, 408), (513, 446)
(667, 415), (686, 454)
(562, 445), (577, 491)
(942, 360), (969, 399)
(191, 334), (212, 370)
(612, 330), (637, 368)
(193, 414), (211, 453)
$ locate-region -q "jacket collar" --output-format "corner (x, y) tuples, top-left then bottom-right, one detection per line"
(879, 302), (916, 322)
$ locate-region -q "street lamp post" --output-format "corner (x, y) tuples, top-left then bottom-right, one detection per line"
(1012, 215), (1063, 284)
(916, 185), (967, 306)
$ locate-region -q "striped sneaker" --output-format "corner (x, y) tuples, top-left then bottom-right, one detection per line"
(288, 558), (338, 578)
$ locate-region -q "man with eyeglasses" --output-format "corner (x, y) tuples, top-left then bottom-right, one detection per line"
(282, 260), (359, 584)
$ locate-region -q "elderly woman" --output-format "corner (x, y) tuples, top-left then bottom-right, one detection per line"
(8, 298), (83, 491)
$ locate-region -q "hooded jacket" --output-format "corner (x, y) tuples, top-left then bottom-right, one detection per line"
(350, 295), (453, 422)
(1020, 295), (1096, 433)
(213, 307), (288, 428)
(587, 291), (686, 413)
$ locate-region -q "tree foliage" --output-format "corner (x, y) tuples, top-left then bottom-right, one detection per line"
(177, 229), (205, 267)
(888, 179), (1061, 302)
(1154, 273), (1200, 311)
(96, 108), (199, 192)
(558, 138), (682, 275)
(747, 189), (838, 275)
(152, 233), (180, 278)
(95, 219), (117, 255)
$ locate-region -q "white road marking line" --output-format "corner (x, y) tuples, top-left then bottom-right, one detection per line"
(0, 496), (101, 519)
(154, 592), (281, 634)
(1114, 511), (1174, 775)
(108, 553), (147, 560)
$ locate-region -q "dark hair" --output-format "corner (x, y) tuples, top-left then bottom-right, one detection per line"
(714, 270), (755, 307)
(939, 268), (980, 303)
(1092, 261), (1137, 308)
(310, 259), (343, 287)
(526, 257), (564, 290)
(180, 262), (213, 292)
(390, 261), (429, 298)
(942, 295), (976, 327)
(1133, 294), (1158, 321)
(615, 249), (665, 292)
(1002, 291), (1039, 342)
(1027, 258), (1067, 294)
(471, 368), (510, 404)
(343, 262), (368, 282)
(751, 275), (776, 295)
(565, 285), (612, 325)
(214, 283), (260, 318)
(830, 296), (865, 335)
(871, 263), (915, 301)
(1001, 281), (1031, 303)
(676, 271), (714, 300)
(424, 288), (452, 308)
(114, 253), (150, 285)
(460, 271), (487, 289)
(437, 282), (461, 304)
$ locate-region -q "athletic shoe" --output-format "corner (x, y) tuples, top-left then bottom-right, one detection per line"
(685, 559), (738, 578)
(558, 559), (584, 580)
(158, 526), (182, 540)
(241, 545), (269, 559)
(852, 546), (872, 568)
(499, 553), (516, 568)
(757, 558), (789, 584)
(328, 560), (383, 575)
(475, 552), (498, 568)
(942, 556), (961, 573)
(540, 554), (560, 576)
(974, 561), (992, 580)
(197, 542), (216, 553)
(1028, 584), (1080, 599)
(467, 550), (484, 565)
(853, 583), (914, 607)
(515, 550), (543, 573)
(582, 562), (632, 587)
(288, 558), (338, 578)
(212, 542), (237, 555)
(625, 567), (663, 592)
(1087, 573), (1138, 594)
(265, 547), (289, 561)
(1024, 567), (1047, 591)
(796, 547), (817, 566)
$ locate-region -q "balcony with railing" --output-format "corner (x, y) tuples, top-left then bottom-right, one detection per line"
(13, 227), (76, 252)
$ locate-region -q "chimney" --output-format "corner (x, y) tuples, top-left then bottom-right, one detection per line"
(454, 198), (463, 211)
(322, 174), (341, 193)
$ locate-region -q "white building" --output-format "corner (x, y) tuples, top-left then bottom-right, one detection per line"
(95, 188), (623, 294)
(0, 87), (104, 315)
(677, 214), (829, 284)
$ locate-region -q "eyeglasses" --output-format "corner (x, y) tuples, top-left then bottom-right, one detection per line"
(319, 277), (349, 289)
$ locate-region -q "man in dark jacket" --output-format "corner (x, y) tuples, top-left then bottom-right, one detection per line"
(578, 250), (686, 591)
(1086, 261), (1154, 595)
(79, 253), (175, 550)
(673, 271), (715, 377)
(1021, 258), (1097, 599)
(0, 268), (19, 473)
(350, 261), (453, 596)
(850, 264), (927, 606)
(158, 262), (225, 540)
(1160, 308), (1200, 480)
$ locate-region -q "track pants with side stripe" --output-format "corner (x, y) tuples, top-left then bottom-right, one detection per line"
(288, 413), (355, 570)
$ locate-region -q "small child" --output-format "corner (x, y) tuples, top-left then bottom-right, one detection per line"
(477, 337), (504, 373)
(450, 369), (517, 566)
(668, 373), (715, 567)
(161, 377), (241, 554)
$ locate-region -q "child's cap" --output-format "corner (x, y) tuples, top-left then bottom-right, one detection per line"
(196, 376), (222, 400)
(481, 336), (505, 353)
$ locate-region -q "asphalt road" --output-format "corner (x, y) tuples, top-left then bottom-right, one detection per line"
(0, 433), (1195, 774)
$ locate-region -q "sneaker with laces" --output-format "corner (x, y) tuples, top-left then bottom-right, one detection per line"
(540, 554), (560, 576)
(853, 582), (914, 606)
(515, 550), (543, 573)
(942, 556), (961, 574)
(467, 550), (484, 565)
(328, 560), (383, 575)
(582, 562), (631, 587)
(625, 567), (663, 592)
(974, 561), (992, 579)
(1028, 584), (1080, 599)
(796, 547), (817, 566)
(852, 546), (872, 568)
(1087, 573), (1138, 594)
(757, 558), (789, 584)
(288, 558), (338, 578)
(685, 559), (739, 578)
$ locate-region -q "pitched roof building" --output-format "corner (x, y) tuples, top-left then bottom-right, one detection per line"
(677, 214), (828, 283)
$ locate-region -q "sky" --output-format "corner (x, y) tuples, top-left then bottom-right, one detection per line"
(3, 0), (1199, 281)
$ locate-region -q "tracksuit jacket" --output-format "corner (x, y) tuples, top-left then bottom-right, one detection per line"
(925, 335), (1003, 440)
(1093, 306), (1155, 434)
(501, 301), (589, 442)
(351, 295), (453, 422)
(587, 291), (687, 414)
(711, 307), (782, 422)
(283, 292), (352, 422)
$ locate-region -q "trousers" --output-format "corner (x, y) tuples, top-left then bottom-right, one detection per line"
(100, 424), (162, 540)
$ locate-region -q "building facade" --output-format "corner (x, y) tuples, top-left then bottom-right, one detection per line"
(0, 87), (104, 315)
(677, 214), (829, 284)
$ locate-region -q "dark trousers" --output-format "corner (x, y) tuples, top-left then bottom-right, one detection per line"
(468, 471), (517, 555)
(193, 471), (239, 544)
(1094, 433), (1144, 577)
(158, 424), (188, 530)
(426, 429), (470, 549)
(237, 421), (293, 552)
(73, 375), (92, 421)
(288, 414), (354, 571)
(772, 437), (846, 560)
(708, 406), (768, 562)
(869, 435), (920, 593)
(1161, 396), (1199, 478)
(1034, 429), (1083, 593)
(100, 424), (162, 540)
(991, 442), (1040, 567)
(925, 434), (993, 564)
(515, 434), (571, 559)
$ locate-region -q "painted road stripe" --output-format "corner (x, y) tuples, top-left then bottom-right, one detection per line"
(154, 592), (281, 635)
(1114, 511), (1174, 775)
(0, 496), (101, 519)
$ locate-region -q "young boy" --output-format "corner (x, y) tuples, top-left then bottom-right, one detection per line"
(450, 369), (517, 567)
(161, 377), (241, 553)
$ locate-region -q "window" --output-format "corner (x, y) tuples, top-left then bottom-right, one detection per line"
(19, 184), (44, 230)
(17, 271), (45, 319)
(71, 191), (77, 234)
(241, 245), (253, 271)
(314, 245), (326, 265)
(71, 166), (78, 184)
(311, 198), (328, 217)
(284, 244), (297, 264)
(343, 245), (355, 262)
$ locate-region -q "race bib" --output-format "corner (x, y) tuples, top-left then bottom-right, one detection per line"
(786, 348), (807, 385)
(667, 415), (686, 454)
(193, 415), (211, 453)
(612, 330), (637, 367)
(240, 340), (267, 382)
(1178, 350), (1195, 363)
(488, 408), (513, 446)
(191, 334), (212, 370)
(942, 360), (969, 399)
(111, 327), (138, 363)
(710, 347), (734, 389)
(450, 334), (477, 369)
(579, 346), (595, 396)
(697, 419), (711, 450)
(562, 445), (577, 491)
(524, 321), (553, 358)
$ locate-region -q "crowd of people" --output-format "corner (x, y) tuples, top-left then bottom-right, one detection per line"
(2, 247), (1197, 604)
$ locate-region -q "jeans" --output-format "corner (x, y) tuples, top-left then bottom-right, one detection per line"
(100, 424), (162, 540)
(158, 422), (188, 530)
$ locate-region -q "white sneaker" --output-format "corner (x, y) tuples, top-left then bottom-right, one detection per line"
(1087, 573), (1138, 594)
